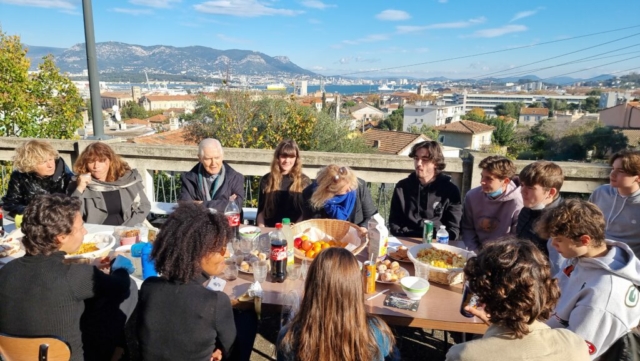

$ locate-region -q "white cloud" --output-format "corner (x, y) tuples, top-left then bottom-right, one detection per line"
(510, 7), (544, 22)
(469, 24), (527, 38)
(341, 34), (389, 46)
(0, 0), (75, 10)
(216, 34), (252, 44)
(129, 0), (180, 8)
(376, 9), (411, 21)
(301, 0), (335, 9)
(194, 0), (304, 17)
(113, 7), (154, 15)
(396, 16), (485, 33)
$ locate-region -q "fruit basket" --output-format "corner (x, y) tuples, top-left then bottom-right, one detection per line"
(290, 219), (368, 261)
(407, 243), (475, 285)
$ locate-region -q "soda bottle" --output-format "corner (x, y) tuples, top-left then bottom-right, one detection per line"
(224, 199), (240, 241)
(281, 218), (295, 266)
(270, 223), (287, 283)
(436, 225), (449, 244)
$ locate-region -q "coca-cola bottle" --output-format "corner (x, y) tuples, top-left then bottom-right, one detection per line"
(224, 199), (240, 240)
(270, 223), (287, 283)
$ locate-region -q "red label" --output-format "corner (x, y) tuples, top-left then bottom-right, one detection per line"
(270, 246), (287, 261)
(226, 213), (240, 227)
(563, 265), (575, 277)
(586, 341), (596, 355)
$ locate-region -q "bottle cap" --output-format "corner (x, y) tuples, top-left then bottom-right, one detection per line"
(275, 223), (283, 229)
(282, 218), (291, 225)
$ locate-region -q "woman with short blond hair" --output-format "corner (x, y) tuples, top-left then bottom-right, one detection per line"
(2, 140), (74, 217)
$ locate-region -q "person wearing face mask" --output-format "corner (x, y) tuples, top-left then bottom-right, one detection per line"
(388, 141), (462, 240)
(257, 139), (311, 227)
(461, 155), (523, 251)
(589, 150), (640, 258)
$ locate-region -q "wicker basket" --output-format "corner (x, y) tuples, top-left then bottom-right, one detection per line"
(407, 243), (476, 285)
(290, 219), (368, 261)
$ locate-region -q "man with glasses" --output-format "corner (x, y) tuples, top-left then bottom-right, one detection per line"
(388, 141), (462, 241)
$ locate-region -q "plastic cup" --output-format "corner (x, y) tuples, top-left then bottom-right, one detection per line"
(287, 264), (301, 281)
(300, 259), (311, 280)
(253, 260), (268, 283)
(224, 259), (238, 281)
(414, 262), (430, 281)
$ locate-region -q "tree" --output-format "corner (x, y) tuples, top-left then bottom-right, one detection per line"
(583, 96), (599, 113)
(493, 102), (523, 119)
(587, 89), (602, 96)
(408, 125), (439, 141)
(0, 30), (83, 139)
(379, 107), (403, 131)
(584, 126), (628, 159)
(528, 101), (543, 108)
(461, 108), (485, 122)
(120, 101), (147, 119)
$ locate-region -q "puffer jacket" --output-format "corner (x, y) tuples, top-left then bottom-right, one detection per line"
(516, 196), (563, 257)
(1, 158), (74, 217)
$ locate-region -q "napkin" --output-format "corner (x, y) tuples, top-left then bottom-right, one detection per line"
(248, 282), (263, 320)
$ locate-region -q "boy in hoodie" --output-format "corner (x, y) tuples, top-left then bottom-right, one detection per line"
(389, 141), (462, 241)
(537, 199), (640, 360)
(461, 156), (523, 251)
(589, 150), (640, 258)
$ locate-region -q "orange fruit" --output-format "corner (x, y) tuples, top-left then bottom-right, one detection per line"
(328, 240), (337, 247)
(321, 243), (330, 250)
(305, 249), (316, 259)
(301, 240), (313, 251)
(300, 235), (309, 242)
(312, 243), (322, 252)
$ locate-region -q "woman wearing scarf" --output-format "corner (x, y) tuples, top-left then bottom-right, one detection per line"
(302, 165), (377, 233)
(68, 142), (151, 226)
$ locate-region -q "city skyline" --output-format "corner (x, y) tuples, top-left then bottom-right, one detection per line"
(1, 0), (640, 79)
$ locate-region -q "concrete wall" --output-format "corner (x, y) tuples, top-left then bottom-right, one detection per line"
(439, 132), (472, 149)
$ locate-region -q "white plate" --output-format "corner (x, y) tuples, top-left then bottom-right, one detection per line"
(386, 246), (411, 263)
(65, 231), (116, 259)
(376, 267), (410, 284)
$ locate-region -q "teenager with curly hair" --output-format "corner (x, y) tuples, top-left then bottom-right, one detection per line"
(446, 237), (590, 361)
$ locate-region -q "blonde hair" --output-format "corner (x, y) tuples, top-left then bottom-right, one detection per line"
(310, 165), (358, 209)
(13, 140), (59, 173)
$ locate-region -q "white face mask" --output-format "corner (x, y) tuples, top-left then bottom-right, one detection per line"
(530, 203), (547, 210)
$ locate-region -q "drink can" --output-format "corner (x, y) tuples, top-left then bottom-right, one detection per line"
(460, 281), (479, 318)
(362, 261), (377, 294)
(422, 220), (433, 244)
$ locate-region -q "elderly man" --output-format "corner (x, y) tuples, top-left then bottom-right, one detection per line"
(179, 138), (245, 214)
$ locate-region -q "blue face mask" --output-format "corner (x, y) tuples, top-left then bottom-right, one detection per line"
(486, 188), (503, 198)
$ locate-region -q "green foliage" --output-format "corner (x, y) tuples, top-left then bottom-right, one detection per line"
(0, 30), (83, 139)
(379, 107), (403, 131)
(493, 102), (524, 119)
(461, 108), (485, 122)
(583, 97), (599, 113)
(528, 101), (543, 108)
(587, 89), (602, 96)
(407, 125), (439, 141)
(121, 101), (148, 119)
(481, 118), (515, 147)
(343, 100), (356, 108)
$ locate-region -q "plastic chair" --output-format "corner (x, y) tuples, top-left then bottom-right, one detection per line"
(0, 333), (71, 361)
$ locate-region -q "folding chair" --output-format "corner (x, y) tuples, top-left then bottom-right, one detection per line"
(0, 333), (71, 361)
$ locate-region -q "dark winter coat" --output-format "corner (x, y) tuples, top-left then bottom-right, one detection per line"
(301, 178), (377, 227)
(179, 162), (245, 214)
(516, 196), (563, 256)
(1, 158), (74, 217)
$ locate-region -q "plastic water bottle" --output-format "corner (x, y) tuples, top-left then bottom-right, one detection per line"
(436, 225), (449, 244)
(281, 218), (295, 266)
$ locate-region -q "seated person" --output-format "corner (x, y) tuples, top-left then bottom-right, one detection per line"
(137, 203), (237, 361)
(68, 142), (151, 226)
(257, 139), (311, 227)
(179, 138), (245, 214)
(389, 141), (461, 240)
(2, 140), (73, 218)
(536, 199), (640, 359)
(461, 155), (523, 251)
(301, 165), (376, 231)
(277, 247), (399, 361)
(446, 237), (590, 361)
(589, 150), (640, 258)
(0, 194), (136, 361)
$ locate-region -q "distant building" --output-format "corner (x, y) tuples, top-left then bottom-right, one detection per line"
(101, 91), (133, 110)
(519, 107), (548, 126)
(600, 101), (640, 129)
(362, 129), (429, 156)
(296, 80), (308, 96)
(402, 101), (464, 130)
(349, 103), (385, 122)
(444, 91), (588, 117)
(599, 91), (632, 109)
(139, 95), (197, 112)
(433, 120), (495, 150)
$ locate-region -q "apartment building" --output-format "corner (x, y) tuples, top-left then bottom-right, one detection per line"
(402, 101), (464, 131)
(444, 91), (588, 117)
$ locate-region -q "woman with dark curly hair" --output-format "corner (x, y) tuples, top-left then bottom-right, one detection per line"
(68, 142), (150, 226)
(137, 203), (238, 361)
(0, 194), (136, 361)
(445, 237), (590, 361)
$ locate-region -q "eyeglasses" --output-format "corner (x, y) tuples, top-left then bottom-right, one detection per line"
(333, 166), (348, 182)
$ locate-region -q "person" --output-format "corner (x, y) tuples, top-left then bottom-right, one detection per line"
(277, 247), (399, 361)
(388, 140), (462, 240)
(588, 150), (640, 257)
(2, 140), (74, 218)
(461, 155), (523, 251)
(137, 203), (238, 361)
(536, 199), (640, 359)
(179, 138), (245, 214)
(0, 194), (136, 361)
(445, 237), (590, 361)
(68, 142), (151, 226)
(257, 139), (311, 227)
(301, 165), (376, 231)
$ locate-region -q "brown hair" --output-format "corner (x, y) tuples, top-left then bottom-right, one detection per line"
(464, 237), (560, 338)
(535, 199), (605, 246)
(13, 140), (59, 173)
(610, 150), (640, 176)
(309, 165), (359, 209)
(74, 142), (131, 182)
(479, 155), (516, 179)
(263, 139), (310, 218)
(22, 194), (82, 256)
(408, 140), (446, 172)
(519, 161), (564, 192)
(278, 247), (395, 361)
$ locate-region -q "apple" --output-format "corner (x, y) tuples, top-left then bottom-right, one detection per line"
(294, 237), (302, 249)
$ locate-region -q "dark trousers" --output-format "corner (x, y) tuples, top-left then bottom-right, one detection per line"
(228, 308), (258, 361)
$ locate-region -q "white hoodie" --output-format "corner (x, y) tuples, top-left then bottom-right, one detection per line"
(547, 240), (640, 359)
(589, 185), (640, 258)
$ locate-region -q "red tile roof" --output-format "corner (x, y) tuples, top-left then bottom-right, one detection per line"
(520, 107), (548, 116)
(433, 120), (495, 134)
(133, 128), (197, 146)
(145, 114), (169, 123)
(144, 95), (197, 101)
(124, 118), (147, 126)
(362, 129), (428, 154)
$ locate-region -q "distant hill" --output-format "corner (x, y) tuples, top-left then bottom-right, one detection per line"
(24, 42), (316, 77)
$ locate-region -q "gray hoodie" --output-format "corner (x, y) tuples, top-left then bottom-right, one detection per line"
(589, 184), (640, 258)
(547, 240), (640, 359)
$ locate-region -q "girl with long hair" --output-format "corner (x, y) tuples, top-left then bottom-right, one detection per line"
(277, 247), (399, 361)
(257, 139), (310, 227)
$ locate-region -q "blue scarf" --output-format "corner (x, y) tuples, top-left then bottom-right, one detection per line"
(324, 190), (356, 221)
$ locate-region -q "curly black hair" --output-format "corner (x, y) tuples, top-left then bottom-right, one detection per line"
(464, 236), (560, 338)
(151, 202), (230, 283)
(22, 194), (82, 256)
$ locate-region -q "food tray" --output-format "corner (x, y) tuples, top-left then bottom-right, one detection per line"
(407, 243), (475, 285)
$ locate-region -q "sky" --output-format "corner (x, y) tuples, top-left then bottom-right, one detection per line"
(1, 0), (640, 79)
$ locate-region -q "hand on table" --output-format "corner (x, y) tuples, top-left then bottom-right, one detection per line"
(464, 306), (491, 326)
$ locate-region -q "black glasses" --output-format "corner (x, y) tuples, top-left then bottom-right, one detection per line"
(333, 166), (348, 182)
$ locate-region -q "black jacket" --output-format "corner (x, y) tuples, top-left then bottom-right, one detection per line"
(388, 172), (462, 240)
(301, 178), (377, 227)
(179, 162), (245, 214)
(257, 173), (311, 227)
(1, 158), (74, 217)
(516, 196), (563, 256)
